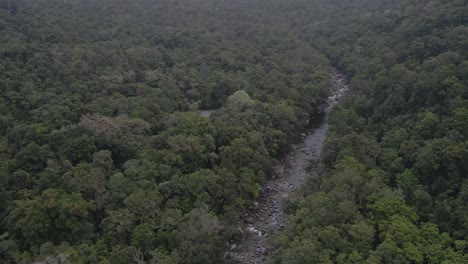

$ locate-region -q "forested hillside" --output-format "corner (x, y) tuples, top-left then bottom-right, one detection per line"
(0, 0), (331, 263)
(0, 0), (466, 263)
(273, 0), (468, 263)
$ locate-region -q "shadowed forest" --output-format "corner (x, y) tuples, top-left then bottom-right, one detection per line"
(0, 0), (466, 263)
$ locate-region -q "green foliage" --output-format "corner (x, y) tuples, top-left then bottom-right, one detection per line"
(7, 189), (94, 248)
(0, 0), (332, 261)
(1, 0), (466, 262)
(274, 0), (468, 262)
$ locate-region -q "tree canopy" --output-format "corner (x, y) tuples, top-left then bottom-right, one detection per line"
(0, 0), (466, 263)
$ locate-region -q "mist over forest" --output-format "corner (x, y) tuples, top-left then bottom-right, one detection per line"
(0, 0), (466, 263)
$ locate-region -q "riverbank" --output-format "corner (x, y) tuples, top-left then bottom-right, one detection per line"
(225, 68), (350, 264)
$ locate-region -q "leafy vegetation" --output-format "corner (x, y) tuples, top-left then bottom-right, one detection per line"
(273, 0), (468, 263)
(0, 0), (466, 263)
(0, 0), (330, 263)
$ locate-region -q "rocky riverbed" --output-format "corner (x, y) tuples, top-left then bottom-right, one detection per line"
(225, 68), (350, 264)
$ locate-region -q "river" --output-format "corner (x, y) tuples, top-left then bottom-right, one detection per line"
(225, 68), (350, 264)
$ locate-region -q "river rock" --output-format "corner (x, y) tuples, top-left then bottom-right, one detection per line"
(224, 68), (349, 264)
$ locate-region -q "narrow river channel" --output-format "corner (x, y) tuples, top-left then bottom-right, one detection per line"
(225, 68), (350, 264)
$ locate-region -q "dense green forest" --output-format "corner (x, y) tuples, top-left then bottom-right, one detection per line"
(0, 0), (330, 263)
(272, 0), (468, 263)
(0, 0), (466, 263)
